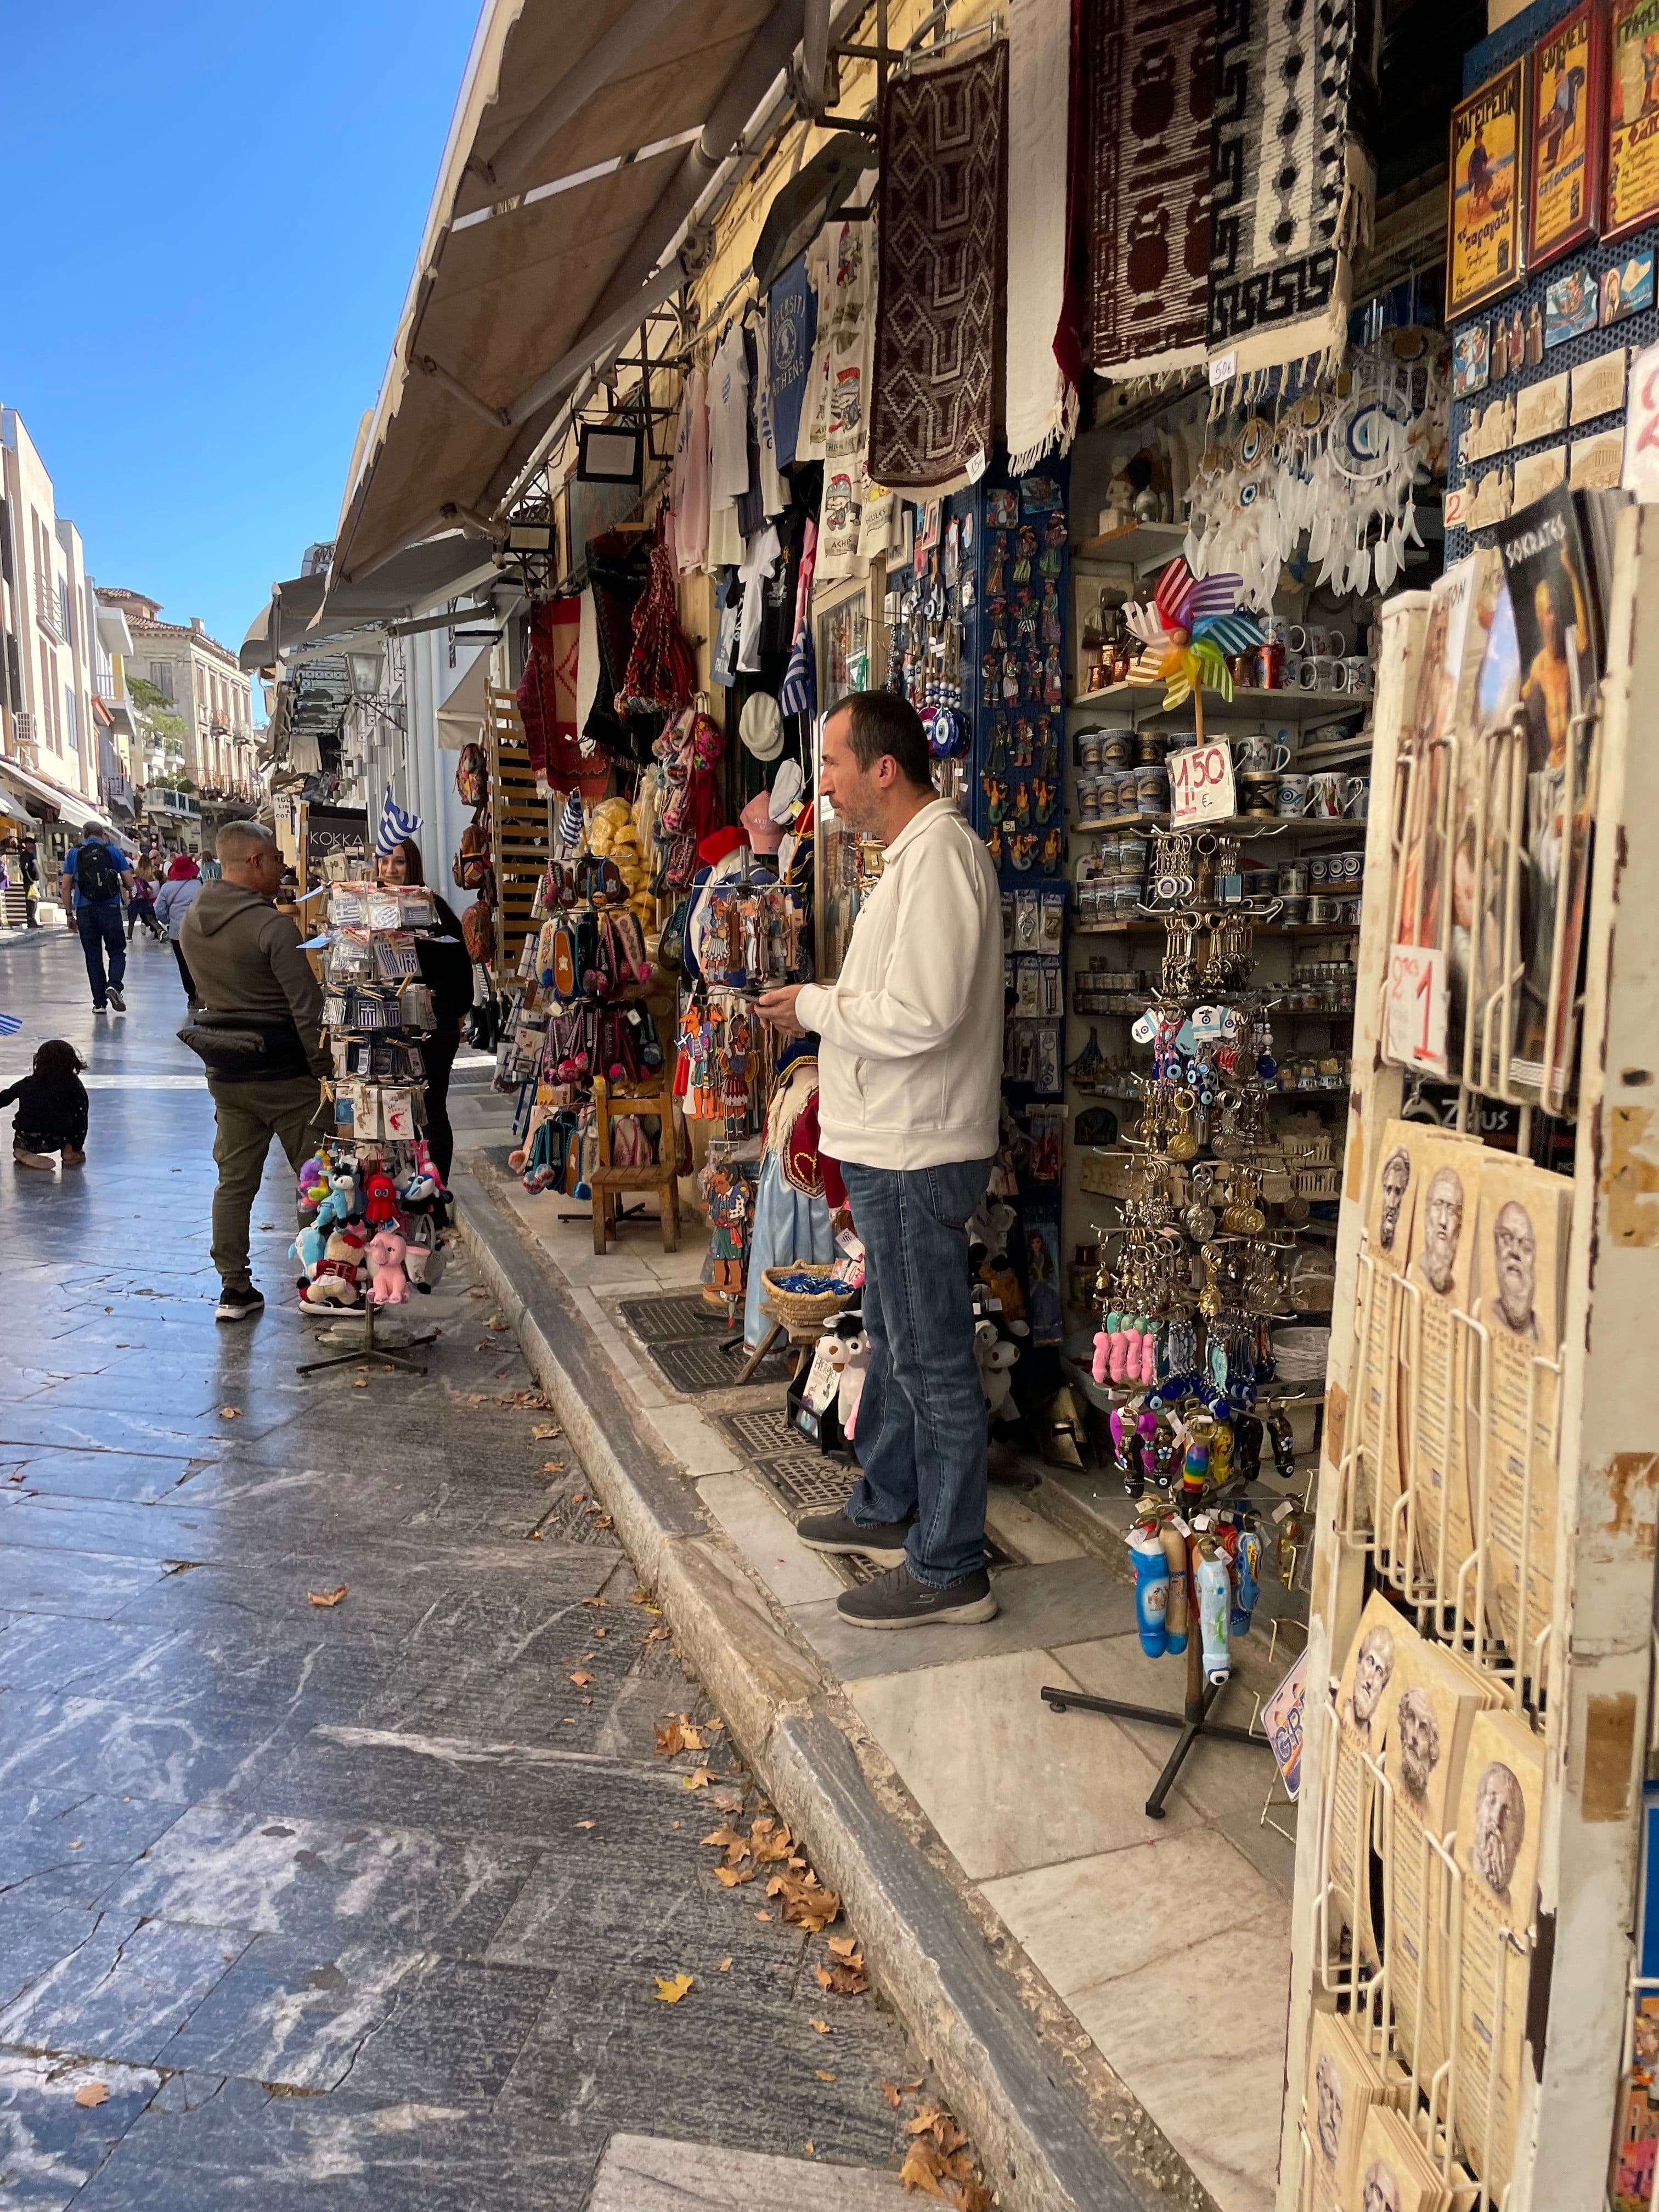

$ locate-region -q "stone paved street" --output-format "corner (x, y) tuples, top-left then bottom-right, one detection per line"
(0, 930), (920, 2208)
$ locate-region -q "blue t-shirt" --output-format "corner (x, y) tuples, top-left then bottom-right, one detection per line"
(64, 839), (131, 910)
(767, 252), (817, 471)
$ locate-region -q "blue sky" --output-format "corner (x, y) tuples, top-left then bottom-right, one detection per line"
(1, 1), (480, 664)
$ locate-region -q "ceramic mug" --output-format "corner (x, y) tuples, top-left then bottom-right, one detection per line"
(1280, 893), (1308, 926)
(1276, 774), (1311, 816)
(1305, 626), (1329, 658)
(1307, 771), (1345, 819)
(1338, 848), (1364, 882)
(1136, 729), (1170, 766)
(1135, 765), (1170, 815)
(1078, 730), (1103, 770)
(1237, 732), (1293, 772)
(1100, 727), (1135, 769)
(1343, 657), (1373, 696)
(1278, 860), (1310, 896)
(1295, 656), (1321, 691)
(1267, 616), (1291, 647)
(1077, 777), (1101, 822)
(1344, 776), (1370, 820)
(1238, 771), (1281, 817)
(1308, 853), (1330, 887)
(1286, 624), (1309, 654)
(1308, 894), (1342, 924)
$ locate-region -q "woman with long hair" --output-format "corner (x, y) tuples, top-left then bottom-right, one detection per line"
(377, 836), (474, 1182)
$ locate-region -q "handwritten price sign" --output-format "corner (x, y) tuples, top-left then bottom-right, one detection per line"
(1384, 941), (1448, 1077)
(1167, 739), (1237, 827)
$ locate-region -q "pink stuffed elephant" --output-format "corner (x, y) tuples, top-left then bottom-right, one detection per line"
(366, 1228), (409, 1306)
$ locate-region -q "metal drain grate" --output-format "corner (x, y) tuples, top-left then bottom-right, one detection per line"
(618, 1294), (733, 1345)
(645, 1338), (761, 1394)
(750, 1454), (859, 1517)
(714, 1406), (808, 1459)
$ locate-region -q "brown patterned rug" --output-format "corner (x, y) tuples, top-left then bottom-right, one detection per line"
(868, 43), (1008, 489)
(1086, 0), (1216, 377)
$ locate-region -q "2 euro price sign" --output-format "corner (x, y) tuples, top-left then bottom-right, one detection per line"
(1168, 738), (1236, 827)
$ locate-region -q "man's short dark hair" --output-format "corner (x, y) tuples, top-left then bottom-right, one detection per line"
(832, 690), (932, 789)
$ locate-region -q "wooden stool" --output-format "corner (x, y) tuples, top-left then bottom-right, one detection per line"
(591, 1073), (680, 1254)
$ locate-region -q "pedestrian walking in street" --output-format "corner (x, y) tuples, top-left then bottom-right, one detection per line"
(2, 1038), (89, 1171)
(376, 835), (472, 1184)
(18, 837), (40, 926)
(155, 854), (202, 1003)
(60, 831), (135, 1012)
(178, 820), (330, 1323)
(757, 691), (1006, 1630)
(126, 869), (163, 943)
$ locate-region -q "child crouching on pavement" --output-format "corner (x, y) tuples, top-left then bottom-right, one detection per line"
(1, 1039), (90, 1170)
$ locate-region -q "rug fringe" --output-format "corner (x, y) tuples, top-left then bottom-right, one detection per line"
(1006, 383), (1080, 477)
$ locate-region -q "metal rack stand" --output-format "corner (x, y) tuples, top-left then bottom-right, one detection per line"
(1042, 1624), (1271, 1820)
(297, 1296), (436, 1378)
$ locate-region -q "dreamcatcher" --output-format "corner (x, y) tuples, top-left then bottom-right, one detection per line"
(1122, 559), (1265, 714)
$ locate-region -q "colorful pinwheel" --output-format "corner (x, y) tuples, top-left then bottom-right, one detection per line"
(1121, 559), (1265, 710)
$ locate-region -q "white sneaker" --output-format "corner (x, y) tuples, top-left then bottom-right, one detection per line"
(107, 986), (126, 1012)
(13, 1147), (55, 1171)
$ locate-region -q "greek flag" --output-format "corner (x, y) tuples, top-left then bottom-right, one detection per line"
(0, 1012), (20, 1037)
(374, 784), (422, 858)
(555, 791), (584, 853)
(779, 616), (816, 720)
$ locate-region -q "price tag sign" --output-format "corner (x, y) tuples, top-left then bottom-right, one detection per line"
(1168, 739), (1237, 827)
(1384, 941), (1449, 1076)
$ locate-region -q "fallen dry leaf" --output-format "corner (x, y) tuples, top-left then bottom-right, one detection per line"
(68, 1839), (82, 1849)
(816, 1959), (868, 1995)
(74, 2083), (110, 2109)
(574, 1820), (595, 1830)
(714, 1866), (753, 1888)
(526, 1530), (545, 1542)
(900, 2142), (949, 2198)
(910, 2108), (969, 2156)
(580, 1595), (608, 1607)
(654, 1719), (685, 1757)
(592, 1625), (607, 1638)
(767, 1871), (840, 1933)
(219, 1406), (241, 1419)
(754, 1909), (772, 1921)
(953, 2184), (994, 2212)
(653, 1972), (693, 2004)
(809, 2018), (831, 2035)
(682, 1767), (715, 1791)
(629, 1587), (660, 1610)
(543, 1460), (566, 1474)
(805, 2140), (815, 2157)
(676, 1718), (706, 1752)
(352, 1378), (369, 1390)
(532, 1424), (560, 1440)
(827, 1935), (859, 1959)
(882, 2081), (904, 2108)
(307, 1585), (348, 1609)
(644, 1624), (672, 1642)
(718, 1956), (732, 1972)
(568, 1672), (594, 1688)
(815, 2069), (837, 2083)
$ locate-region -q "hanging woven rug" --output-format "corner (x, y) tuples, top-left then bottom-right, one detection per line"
(1205, 0), (1373, 373)
(1086, 0), (1216, 377)
(868, 42), (1008, 489)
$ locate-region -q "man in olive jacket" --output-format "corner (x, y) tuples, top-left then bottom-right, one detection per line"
(180, 821), (329, 1322)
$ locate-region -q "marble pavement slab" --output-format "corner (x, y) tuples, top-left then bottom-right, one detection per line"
(586, 2132), (909, 2210)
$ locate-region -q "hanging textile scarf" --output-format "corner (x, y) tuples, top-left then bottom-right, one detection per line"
(618, 537), (698, 717)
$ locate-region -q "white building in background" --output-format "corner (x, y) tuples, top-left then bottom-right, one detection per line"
(0, 409), (106, 841)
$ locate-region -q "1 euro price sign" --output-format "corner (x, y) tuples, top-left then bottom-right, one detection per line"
(1384, 940), (1449, 1077)
(1168, 738), (1237, 826)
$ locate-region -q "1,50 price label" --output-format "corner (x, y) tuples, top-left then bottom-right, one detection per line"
(1168, 738), (1236, 826)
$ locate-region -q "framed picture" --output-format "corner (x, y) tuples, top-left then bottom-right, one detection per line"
(1453, 319), (1492, 397)
(1528, 0), (1607, 269)
(1544, 262), (1601, 344)
(1449, 61), (1528, 317)
(1607, 0), (1659, 239)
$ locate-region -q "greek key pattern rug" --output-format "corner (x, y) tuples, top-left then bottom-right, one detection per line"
(868, 43), (1008, 488)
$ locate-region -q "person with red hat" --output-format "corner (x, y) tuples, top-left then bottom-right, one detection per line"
(757, 691), (1004, 1629)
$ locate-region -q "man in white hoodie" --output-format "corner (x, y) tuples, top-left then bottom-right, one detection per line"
(758, 692), (1004, 1628)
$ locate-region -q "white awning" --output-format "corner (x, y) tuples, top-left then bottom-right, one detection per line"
(242, 537), (503, 670)
(332, 0), (811, 583)
(436, 651), (493, 751)
(0, 760), (109, 834)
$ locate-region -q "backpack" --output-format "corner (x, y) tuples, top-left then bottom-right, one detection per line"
(456, 743), (489, 808)
(452, 816), (493, 890)
(75, 842), (122, 905)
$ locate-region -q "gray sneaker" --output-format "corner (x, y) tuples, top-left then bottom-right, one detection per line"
(796, 1509), (911, 1567)
(106, 986), (126, 1012)
(835, 1562), (999, 1630)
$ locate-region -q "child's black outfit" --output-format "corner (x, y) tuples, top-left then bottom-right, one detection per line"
(1, 1068), (89, 1158)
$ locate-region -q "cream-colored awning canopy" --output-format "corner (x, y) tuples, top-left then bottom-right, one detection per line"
(332, 0), (815, 586)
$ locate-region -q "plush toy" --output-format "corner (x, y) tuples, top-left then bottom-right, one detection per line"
(835, 1328), (870, 1440)
(329, 1166), (360, 1220)
(290, 1222), (327, 1280)
(366, 1227), (409, 1305)
(297, 1155), (331, 1212)
(304, 1226), (365, 1306)
(363, 1169), (400, 1227)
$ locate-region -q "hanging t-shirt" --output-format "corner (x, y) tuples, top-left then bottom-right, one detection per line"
(767, 252), (818, 472)
(753, 305), (790, 522)
(797, 233), (834, 464)
(736, 323), (766, 540)
(670, 365), (710, 574)
(737, 524), (781, 674)
(813, 219), (876, 582)
(708, 324), (751, 516)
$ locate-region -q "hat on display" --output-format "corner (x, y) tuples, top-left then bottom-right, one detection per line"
(768, 756), (804, 821)
(739, 692), (785, 761)
(698, 824), (746, 867)
(740, 789), (784, 854)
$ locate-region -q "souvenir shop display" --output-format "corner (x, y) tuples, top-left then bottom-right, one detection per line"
(292, 871), (452, 1375)
(1040, 822), (1321, 1814)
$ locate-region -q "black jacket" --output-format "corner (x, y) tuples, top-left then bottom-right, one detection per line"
(1, 1069), (88, 1145)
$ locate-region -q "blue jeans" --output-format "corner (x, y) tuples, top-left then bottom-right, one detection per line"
(842, 1156), (994, 1587)
(76, 902), (126, 1004)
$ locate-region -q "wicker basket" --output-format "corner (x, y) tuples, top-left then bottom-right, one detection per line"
(760, 1263), (853, 1333)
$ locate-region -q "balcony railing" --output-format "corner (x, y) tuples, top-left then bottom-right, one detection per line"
(95, 670), (116, 701)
